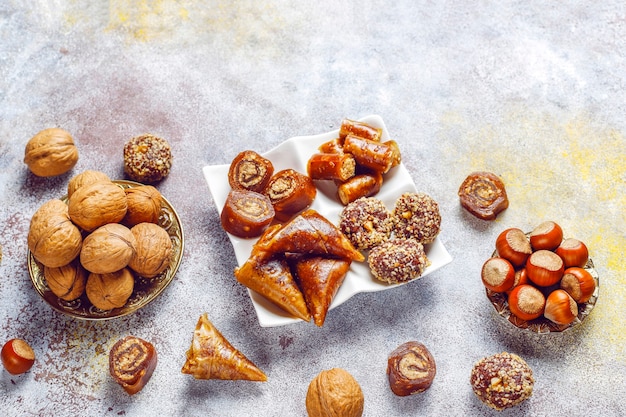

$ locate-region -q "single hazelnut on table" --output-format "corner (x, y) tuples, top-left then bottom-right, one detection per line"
(80, 223), (137, 274)
(1, 338), (35, 375)
(306, 368), (364, 417)
(495, 228), (532, 267)
(24, 127), (78, 177)
(85, 268), (135, 311)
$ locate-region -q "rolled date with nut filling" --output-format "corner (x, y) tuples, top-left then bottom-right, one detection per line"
(220, 189), (275, 238)
(109, 336), (158, 395)
(265, 169), (316, 222)
(228, 150), (274, 193)
(387, 341), (436, 396)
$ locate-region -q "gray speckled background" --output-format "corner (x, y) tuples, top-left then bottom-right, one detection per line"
(1, 1), (625, 416)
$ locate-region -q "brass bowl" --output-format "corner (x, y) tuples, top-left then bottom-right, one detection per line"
(28, 180), (184, 320)
(486, 250), (599, 334)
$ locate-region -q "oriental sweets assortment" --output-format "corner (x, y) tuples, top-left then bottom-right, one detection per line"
(1, 118), (600, 414)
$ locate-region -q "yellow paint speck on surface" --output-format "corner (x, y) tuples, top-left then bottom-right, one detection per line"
(107, 0), (184, 42)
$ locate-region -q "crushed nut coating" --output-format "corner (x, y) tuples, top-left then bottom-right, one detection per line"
(123, 134), (172, 183)
(470, 352), (534, 411)
(392, 192), (441, 244)
(339, 197), (392, 250)
(368, 238), (429, 284)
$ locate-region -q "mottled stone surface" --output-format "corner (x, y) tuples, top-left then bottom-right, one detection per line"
(1, 1), (625, 416)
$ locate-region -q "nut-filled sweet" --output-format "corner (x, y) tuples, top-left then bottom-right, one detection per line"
(212, 117), (449, 327)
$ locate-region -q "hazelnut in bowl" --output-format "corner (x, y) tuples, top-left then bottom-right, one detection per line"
(27, 179), (184, 320)
(483, 221), (599, 334)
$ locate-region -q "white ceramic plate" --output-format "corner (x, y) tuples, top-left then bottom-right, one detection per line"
(203, 115), (453, 327)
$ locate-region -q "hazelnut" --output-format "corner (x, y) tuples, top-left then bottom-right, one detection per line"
(1, 338), (36, 375)
(27, 199), (82, 268)
(44, 260), (87, 301)
(128, 223), (172, 278)
(544, 289), (578, 325)
(85, 268), (134, 310)
(68, 180), (128, 231)
(80, 223), (136, 274)
(67, 170), (110, 198)
(495, 228), (532, 267)
(24, 128), (78, 177)
(526, 250), (564, 287)
(507, 284), (545, 321)
(555, 238), (589, 268)
(306, 368), (364, 417)
(122, 185), (163, 227)
(560, 267), (596, 303)
(481, 257), (515, 293)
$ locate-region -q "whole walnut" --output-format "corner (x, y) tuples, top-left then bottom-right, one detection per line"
(28, 199), (82, 268)
(128, 223), (172, 278)
(68, 180), (128, 231)
(44, 260), (87, 301)
(122, 185), (163, 227)
(31, 198), (68, 218)
(85, 268), (134, 310)
(24, 128), (79, 177)
(67, 170), (110, 198)
(306, 368), (364, 417)
(80, 223), (137, 274)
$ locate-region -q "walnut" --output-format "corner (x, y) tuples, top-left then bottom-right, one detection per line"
(128, 223), (172, 278)
(24, 128), (79, 177)
(30, 198), (68, 218)
(68, 180), (128, 231)
(85, 268), (135, 310)
(306, 368), (364, 417)
(67, 170), (110, 198)
(27, 199), (82, 268)
(80, 223), (136, 274)
(43, 260), (87, 301)
(122, 185), (163, 227)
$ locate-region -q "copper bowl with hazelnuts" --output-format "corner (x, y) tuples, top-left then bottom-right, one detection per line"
(27, 179), (184, 320)
(483, 221), (599, 334)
